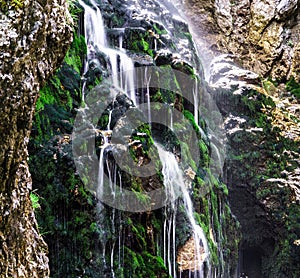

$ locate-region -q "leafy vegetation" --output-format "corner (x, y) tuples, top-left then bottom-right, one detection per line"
(30, 191), (41, 210)
(286, 77), (300, 99)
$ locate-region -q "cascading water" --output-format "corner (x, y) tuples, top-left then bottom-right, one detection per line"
(157, 145), (178, 278)
(157, 145), (210, 277)
(193, 77), (199, 127)
(78, 0), (212, 277)
(144, 67), (152, 125)
(79, 0), (136, 104)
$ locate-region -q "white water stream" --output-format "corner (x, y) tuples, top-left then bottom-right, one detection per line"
(79, 0), (211, 276)
(157, 145), (210, 277)
(79, 0), (136, 105)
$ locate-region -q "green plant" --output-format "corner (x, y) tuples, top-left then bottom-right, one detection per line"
(30, 191), (41, 210)
(183, 110), (200, 133)
(67, 0), (81, 24)
(287, 40), (294, 48)
(132, 37), (154, 57)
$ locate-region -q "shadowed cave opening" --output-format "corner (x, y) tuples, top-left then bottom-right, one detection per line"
(239, 245), (263, 278)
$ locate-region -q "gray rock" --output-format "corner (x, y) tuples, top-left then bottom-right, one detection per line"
(176, 0), (300, 81)
(0, 1), (72, 277)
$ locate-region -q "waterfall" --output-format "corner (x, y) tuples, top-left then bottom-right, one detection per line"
(107, 109), (113, 131)
(78, 0), (212, 277)
(79, 0), (136, 105)
(179, 182), (210, 277)
(193, 77), (199, 127)
(144, 67), (152, 125)
(169, 105), (174, 130)
(158, 145), (178, 278)
(119, 33), (124, 51)
(95, 142), (211, 277)
(97, 131), (110, 199)
(157, 145), (210, 277)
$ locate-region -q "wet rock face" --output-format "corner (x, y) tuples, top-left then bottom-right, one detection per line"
(95, 0), (202, 72)
(209, 56), (300, 277)
(209, 55), (275, 240)
(0, 1), (72, 277)
(177, 0), (300, 81)
(26, 0), (240, 276)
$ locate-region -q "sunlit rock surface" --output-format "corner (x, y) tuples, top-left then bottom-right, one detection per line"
(176, 0), (300, 81)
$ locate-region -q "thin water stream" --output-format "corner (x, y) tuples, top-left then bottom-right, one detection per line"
(79, 0), (136, 104)
(78, 0), (211, 276)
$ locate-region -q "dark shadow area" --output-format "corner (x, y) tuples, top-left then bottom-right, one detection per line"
(239, 246), (263, 278)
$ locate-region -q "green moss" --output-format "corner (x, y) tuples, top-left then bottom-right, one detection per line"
(36, 85), (56, 112)
(208, 238), (219, 266)
(220, 182), (228, 196)
(36, 76), (73, 112)
(64, 32), (87, 74)
(152, 23), (167, 35)
(131, 223), (147, 250)
(29, 140), (101, 277)
(183, 110), (200, 133)
(141, 252), (169, 277)
(210, 190), (220, 233)
(32, 30), (84, 145)
(110, 13), (125, 27)
(131, 37), (154, 57)
(150, 65), (181, 105)
(180, 141), (197, 170)
(98, 113), (109, 129)
(123, 247), (169, 278)
(152, 89), (163, 102)
(198, 140), (209, 168)
(123, 247), (144, 276)
(132, 188), (151, 207)
(241, 92), (262, 114)
(286, 77), (300, 99)
(194, 209), (219, 267)
(129, 123), (154, 164)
